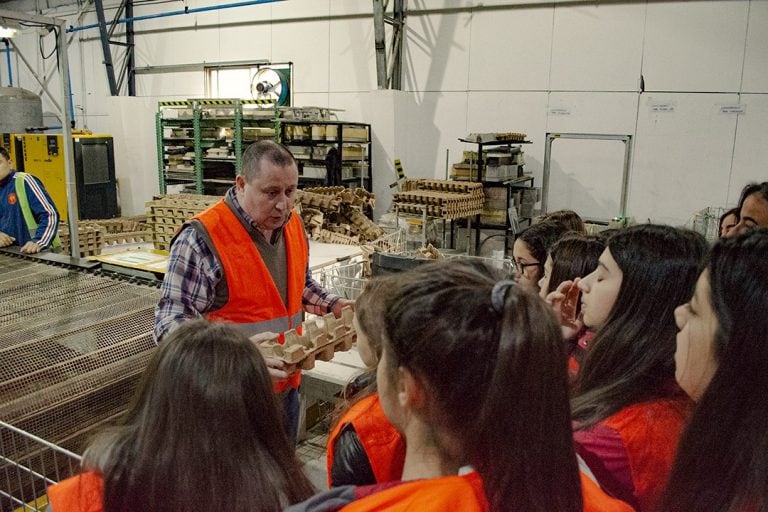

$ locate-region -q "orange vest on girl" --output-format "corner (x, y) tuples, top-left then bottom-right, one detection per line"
(576, 394), (692, 511)
(341, 471), (488, 512)
(333, 470), (634, 512)
(47, 471), (103, 512)
(326, 393), (406, 486)
(195, 201), (308, 392)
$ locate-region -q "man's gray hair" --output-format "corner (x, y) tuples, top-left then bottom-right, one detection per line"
(240, 140), (296, 181)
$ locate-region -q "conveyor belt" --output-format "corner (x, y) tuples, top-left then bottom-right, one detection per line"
(0, 253), (159, 454)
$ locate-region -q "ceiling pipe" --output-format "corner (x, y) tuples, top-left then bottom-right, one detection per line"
(67, 0), (285, 33)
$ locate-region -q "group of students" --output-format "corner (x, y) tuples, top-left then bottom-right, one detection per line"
(47, 180), (768, 512)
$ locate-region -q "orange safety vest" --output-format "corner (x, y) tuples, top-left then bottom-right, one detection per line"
(47, 471), (104, 512)
(581, 471), (636, 512)
(341, 471), (488, 512)
(326, 393), (406, 486)
(600, 395), (692, 512)
(194, 200), (308, 392)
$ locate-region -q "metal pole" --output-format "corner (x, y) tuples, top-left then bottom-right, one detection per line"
(95, 0), (119, 95)
(57, 18), (81, 258)
(373, 0), (387, 89)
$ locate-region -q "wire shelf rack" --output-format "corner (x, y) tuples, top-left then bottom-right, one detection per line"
(0, 421), (82, 512)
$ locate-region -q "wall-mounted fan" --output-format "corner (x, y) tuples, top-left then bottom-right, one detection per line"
(250, 67), (290, 106)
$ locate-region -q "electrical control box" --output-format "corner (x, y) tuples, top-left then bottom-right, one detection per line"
(13, 133), (118, 221)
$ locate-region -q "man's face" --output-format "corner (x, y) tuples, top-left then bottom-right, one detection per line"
(236, 160), (298, 233)
(0, 153), (12, 181)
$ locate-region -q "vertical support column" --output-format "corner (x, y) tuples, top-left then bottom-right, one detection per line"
(95, 0), (118, 95)
(156, 111), (166, 194)
(373, 0), (388, 89)
(57, 19), (80, 257)
(126, 0), (135, 96)
(193, 105), (203, 194)
(391, 0), (405, 90)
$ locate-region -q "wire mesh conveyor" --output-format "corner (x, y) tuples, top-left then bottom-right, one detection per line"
(0, 253), (159, 511)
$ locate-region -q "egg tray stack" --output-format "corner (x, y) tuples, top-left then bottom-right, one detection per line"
(89, 216), (151, 247)
(393, 179), (485, 219)
(145, 194), (221, 251)
(255, 306), (356, 370)
(295, 188), (382, 246)
(58, 222), (106, 257)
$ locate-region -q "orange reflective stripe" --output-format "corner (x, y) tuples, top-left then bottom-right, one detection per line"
(47, 472), (104, 512)
(341, 472), (488, 512)
(327, 394), (405, 486)
(195, 200), (308, 391)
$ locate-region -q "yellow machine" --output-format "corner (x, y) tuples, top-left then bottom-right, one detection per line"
(8, 132), (118, 221)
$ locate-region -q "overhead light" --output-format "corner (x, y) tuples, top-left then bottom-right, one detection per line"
(0, 19), (22, 39)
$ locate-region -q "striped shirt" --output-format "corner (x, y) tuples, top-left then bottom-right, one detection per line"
(154, 187), (340, 342)
(0, 171), (60, 248)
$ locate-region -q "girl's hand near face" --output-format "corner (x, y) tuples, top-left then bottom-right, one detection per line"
(546, 279), (584, 340)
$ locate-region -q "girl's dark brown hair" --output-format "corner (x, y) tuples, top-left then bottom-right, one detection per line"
(544, 234), (606, 296)
(659, 229), (768, 512)
(357, 259), (583, 512)
(540, 209), (587, 234)
(84, 319), (314, 512)
(572, 225), (708, 427)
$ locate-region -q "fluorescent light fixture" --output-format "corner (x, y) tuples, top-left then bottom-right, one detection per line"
(0, 19), (22, 39)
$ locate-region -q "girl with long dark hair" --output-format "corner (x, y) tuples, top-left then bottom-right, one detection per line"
(290, 259), (634, 512)
(567, 225), (708, 511)
(47, 320), (314, 512)
(659, 229), (768, 511)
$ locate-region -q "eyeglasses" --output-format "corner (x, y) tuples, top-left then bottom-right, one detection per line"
(514, 260), (542, 274)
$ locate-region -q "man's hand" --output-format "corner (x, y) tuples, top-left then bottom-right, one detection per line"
(20, 241), (42, 254)
(264, 357), (297, 382)
(0, 232), (15, 248)
(250, 332), (298, 381)
(331, 298), (355, 318)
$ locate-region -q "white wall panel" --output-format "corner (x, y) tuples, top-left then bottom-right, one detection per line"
(629, 93), (738, 225)
(272, 19), (330, 93)
(468, 7), (553, 91)
(329, 17), (376, 92)
(466, 91), (548, 181)
(215, 2), (273, 24)
(741, 0), (768, 93)
(550, 3), (645, 92)
(217, 24), (272, 62)
(403, 92), (468, 180)
(292, 92), (329, 109)
(642, 1), (749, 92)
(135, 72), (204, 98)
(104, 97), (160, 215)
(546, 92), (639, 135)
(728, 94), (768, 205)
(544, 92), (639, 220)
(271, 0), (329, 19)
(136, 30), (220, 67)
(403, 13), (471, 92)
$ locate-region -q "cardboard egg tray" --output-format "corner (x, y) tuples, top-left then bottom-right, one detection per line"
(255, 307), (356, 370)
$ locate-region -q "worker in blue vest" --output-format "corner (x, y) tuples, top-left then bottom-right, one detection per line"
(0, 146), (60, 253)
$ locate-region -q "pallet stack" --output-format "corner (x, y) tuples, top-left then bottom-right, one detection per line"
(90, 216), (152, 247)
(295, 187), (383, 246)
(393, 179), (485, 219)
(58, 222), (106, 257)
(145, 194), (220, 251)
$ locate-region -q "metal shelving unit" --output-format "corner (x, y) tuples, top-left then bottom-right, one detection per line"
(156, 99), (277, 195)
(278, 120), (372, 192)
(457, 137), (535, 254)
